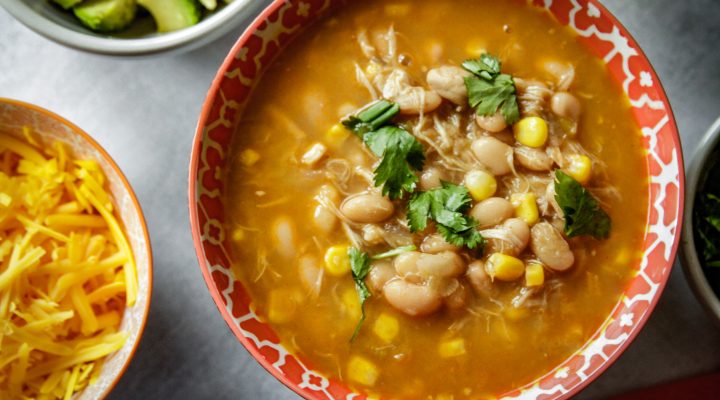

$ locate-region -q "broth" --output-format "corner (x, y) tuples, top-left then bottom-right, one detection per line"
(225, 0), (648, 398)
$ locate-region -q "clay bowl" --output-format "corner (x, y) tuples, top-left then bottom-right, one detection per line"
(189, 1), (683, 398)
(0, 98), (153, 399)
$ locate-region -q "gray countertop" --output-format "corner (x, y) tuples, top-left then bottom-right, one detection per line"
(1, 1), (719, 398)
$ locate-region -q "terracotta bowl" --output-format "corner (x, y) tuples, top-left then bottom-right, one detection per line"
(0, 98), (153, 399)
(189, 1), (684, 398)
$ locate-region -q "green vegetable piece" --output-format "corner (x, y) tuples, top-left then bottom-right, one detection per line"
(342, 100), (400, 137)
(407, 182), (484, 249)
(554, 170), (611, 239)
(73, 0), (137, 32)
(137, 0), (200, 33)
(364, 126), (425, 200)
(348, 247), (372, 341)
(463, 53), (520, 125)
(371, 245), (416, 260)
(53, 0), (83, 10)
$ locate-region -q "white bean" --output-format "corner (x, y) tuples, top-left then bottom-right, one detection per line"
(550, 92), (581, 120)
(467, 260), (492, 297)
(367, 260), (395, 294)
(530, 222), (574, 271)
(475, 111), (508, 133)
(426, 66), (470, 105)
(298, 255), (323, 296)
(443, 280), (468, 310)
(514, 146), (553, 171)
(419, 167), (446, 191)
(416, 251), (465, 278)
(340, 193), (394, 223)
(394, 250), (465, 278)
(394, 88), (442, 115)
(272, 216), (295, 259)
(483, 218), (530, 256)
(420, 234), (460, 254)
(470, 197), (514, 229)
(383, 278), (443, 316)
(312, 205), (338, 234)
(471, 136), (513, 176)
(394, 251), (422, 277)
(503, 218), (530, 253)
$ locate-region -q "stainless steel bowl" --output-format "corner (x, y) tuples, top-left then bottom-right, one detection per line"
(681, 116), (720, 327)
(0, 0), (264, 56)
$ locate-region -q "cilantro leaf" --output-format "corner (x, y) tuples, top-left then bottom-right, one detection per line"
(348, 247), (372, 341)
(341, 100), (400, 137)
(554, 170), (611, 239)
(462, 53), (501, 80)
(364, 126), (425, 199)
(465, 74), (519, 125)
(407, 182), (484, 249)
(462, 53), (520, 125)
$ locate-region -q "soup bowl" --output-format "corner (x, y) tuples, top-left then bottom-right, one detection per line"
(0, 98), (153, 399)
(189, 0), (683, 398)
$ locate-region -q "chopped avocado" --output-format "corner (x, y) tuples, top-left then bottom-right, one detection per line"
(52, 0), (83, 10)
(137, 0), (201, 33)
(198, 0), (217, 11)
(73, 0), (137, 32)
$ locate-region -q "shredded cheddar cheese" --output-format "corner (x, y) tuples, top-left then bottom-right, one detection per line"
(0, 131), (137, 399)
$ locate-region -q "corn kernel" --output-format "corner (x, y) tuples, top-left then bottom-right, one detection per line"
(373, 313), (399, 343)
(239, 148), (260, 166)
(267, 288), (302, 324)
(486, 253), (524, 281)
(342, 287), (361, 321)
(231, 228), (245, 242)
(324, 245), (351, 277)
(511, 193), (539, 225)
(439, 338), (466, 358)
(464, 170), (497, 201)
(348, 355), (379, 386)
(513, 116), (548, 148)
(465, 38), (486, 57)
(325, 123), (350, 146)
(0, 192), (11, 207)
(525, 262), (544, 287)
(564, 154), (592, 185)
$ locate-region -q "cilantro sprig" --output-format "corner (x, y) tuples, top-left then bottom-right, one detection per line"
(342, 100), (425, 199)
(407, 182), (484, 249)
(554, 170), (611, 239)
(342, 100), (400, 137)
(462, 53), (520, 125)
(348, 247), (372, 341)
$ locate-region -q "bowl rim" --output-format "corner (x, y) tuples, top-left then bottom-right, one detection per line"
(188, 0), (685, 398)
(681, 116), (720, 327)
(0, 97), (154, 399)
(0, 0), (255, 56)
(188, 0), (307, 396)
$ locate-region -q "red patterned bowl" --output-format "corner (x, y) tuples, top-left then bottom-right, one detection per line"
(189, 1), (684, 398)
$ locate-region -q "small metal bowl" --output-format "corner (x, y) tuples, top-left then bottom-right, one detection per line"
(681, 116), (720, 328)
(0, 0), (263, 56)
